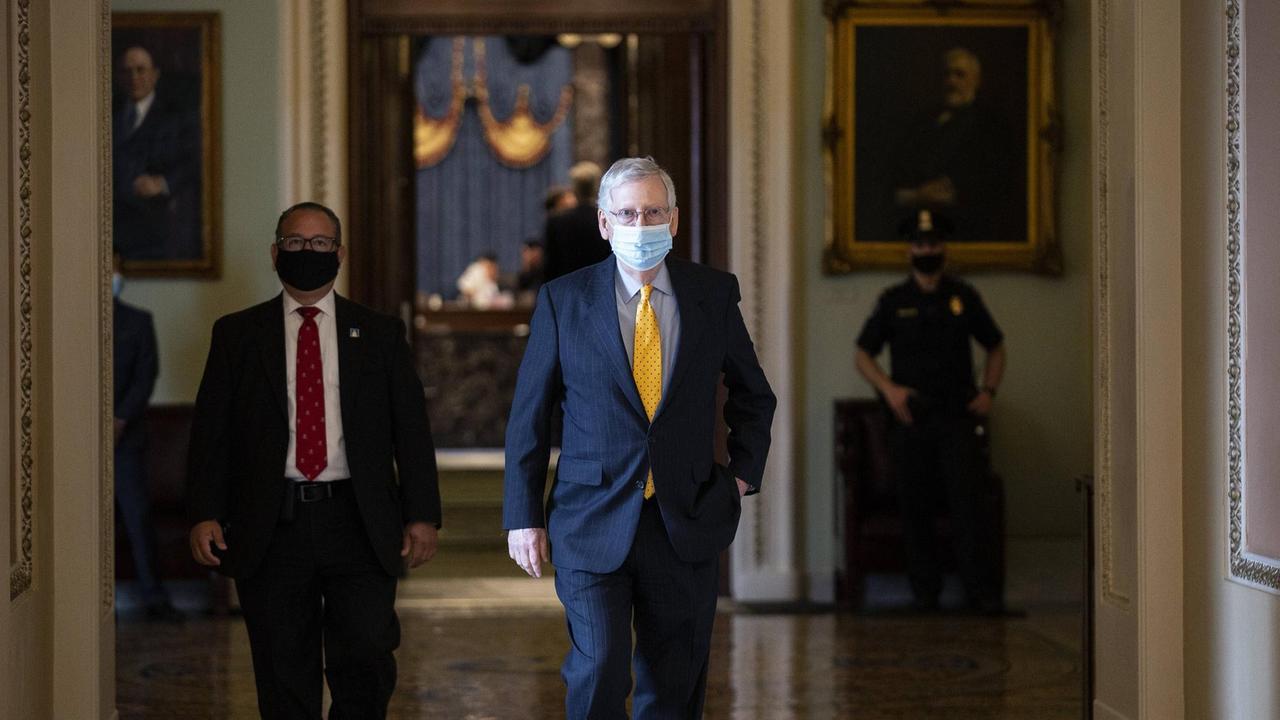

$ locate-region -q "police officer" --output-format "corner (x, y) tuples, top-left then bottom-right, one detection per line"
(854, 210), (1006, 613)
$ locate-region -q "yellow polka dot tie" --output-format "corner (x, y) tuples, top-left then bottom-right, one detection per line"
(634, 284), (662, 499)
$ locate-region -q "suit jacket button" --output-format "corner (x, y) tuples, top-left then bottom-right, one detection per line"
(635, 480), (644, 489)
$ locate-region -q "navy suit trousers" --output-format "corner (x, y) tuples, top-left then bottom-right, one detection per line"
(554, 500), (719, 720)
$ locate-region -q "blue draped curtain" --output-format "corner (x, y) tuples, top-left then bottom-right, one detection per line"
(414, 36), (573, 298)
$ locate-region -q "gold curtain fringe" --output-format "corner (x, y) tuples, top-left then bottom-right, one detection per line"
(476, 82), (574, 169)
(414, 37), (466, 169)
(415, 37), (574, 170)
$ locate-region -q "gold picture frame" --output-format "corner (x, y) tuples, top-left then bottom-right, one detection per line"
(823, 0), (1060, 274)
(111, 12), (222, 278)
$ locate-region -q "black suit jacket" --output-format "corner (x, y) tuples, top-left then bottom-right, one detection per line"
(543, 205), (611, 282)
(113, 298), (158, 452)
(112, 93), (199, 259)
(186, 293), (441, 579)
(504, 257), (777, 573)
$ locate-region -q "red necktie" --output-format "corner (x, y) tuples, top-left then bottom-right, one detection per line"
(295, 306), (327, 480)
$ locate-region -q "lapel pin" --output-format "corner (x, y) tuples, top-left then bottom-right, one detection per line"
(349, 328), (361, 338)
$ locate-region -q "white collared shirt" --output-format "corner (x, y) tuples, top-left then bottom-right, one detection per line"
(132, 91), (155, 131)
(283, 289), (350, 481)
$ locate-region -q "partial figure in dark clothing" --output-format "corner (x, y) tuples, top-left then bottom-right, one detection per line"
(543, 160), (610, 281)
(112, 253), (180, 621)
(516, 240), (545, 295)
(854, 210), (1007, 613)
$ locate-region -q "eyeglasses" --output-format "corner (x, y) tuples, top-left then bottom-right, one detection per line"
(277, 235), (339, 252)
(605, 207), (672, 226)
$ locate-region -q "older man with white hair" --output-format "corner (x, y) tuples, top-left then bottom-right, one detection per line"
(504, 156), (777, 719)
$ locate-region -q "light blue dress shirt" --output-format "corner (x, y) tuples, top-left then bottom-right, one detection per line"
(615, 261), (681, 402)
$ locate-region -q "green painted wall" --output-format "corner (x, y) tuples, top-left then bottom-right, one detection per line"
(796, 0), (1094, 585)
(112, 0), (281, 404)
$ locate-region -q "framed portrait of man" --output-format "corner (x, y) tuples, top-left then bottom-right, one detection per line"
(112, 13), (221, 278)
(823, 0), (1060, 274)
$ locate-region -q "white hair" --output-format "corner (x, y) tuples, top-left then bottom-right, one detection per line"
(597, 156), (677, 212)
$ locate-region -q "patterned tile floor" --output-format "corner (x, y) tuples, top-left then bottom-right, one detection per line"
(116, 579), (1082, 719)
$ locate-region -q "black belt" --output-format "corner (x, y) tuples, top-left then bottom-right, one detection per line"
(293, 478), (350, 502)
(281, 478), (351, 521)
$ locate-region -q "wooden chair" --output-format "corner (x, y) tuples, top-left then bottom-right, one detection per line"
(834, 398), (1005, 607)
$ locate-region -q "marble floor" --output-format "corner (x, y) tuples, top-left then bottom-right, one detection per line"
(116, 578), (1083, 719)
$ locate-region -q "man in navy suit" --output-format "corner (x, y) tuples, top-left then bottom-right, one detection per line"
(504, 157), (776, 719)
(112, 252), (180, 620)
(112, 45), (199, 261)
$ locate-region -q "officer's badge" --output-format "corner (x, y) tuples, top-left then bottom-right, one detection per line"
(949, 295), (964, 316)
(896, 307), (918, 318)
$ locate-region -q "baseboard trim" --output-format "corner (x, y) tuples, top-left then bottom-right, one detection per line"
(732, 569), (802, 602)
(1093, 698), (1132, 720)
(806, 571), (836, 604)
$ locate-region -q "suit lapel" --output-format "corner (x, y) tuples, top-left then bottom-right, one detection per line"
(586, 258), (647, 419)
(655, 258), (708, 420)
(335, 295), (363, 427)
(258, 295), (288, 421)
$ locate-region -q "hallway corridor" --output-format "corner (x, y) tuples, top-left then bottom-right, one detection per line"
(116, 579), (1081, 719)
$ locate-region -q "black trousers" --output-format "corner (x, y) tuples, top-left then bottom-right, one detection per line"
(554, 499), (720, 720)
(235, 484), (400, 720)
(889, 405), (1001, 608)
(114, 446), (168, 605)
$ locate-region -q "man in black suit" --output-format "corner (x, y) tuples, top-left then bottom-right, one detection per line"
(505, 157), (776, 718)
(112, 253), (179, 620)
(187, 202), (441, 719)
(543, 160), (610, 282)
(112, 45), (199, 261)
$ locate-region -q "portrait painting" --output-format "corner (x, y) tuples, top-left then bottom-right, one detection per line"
(112, 13), (221, 278)
(824, 1), (1060, 274)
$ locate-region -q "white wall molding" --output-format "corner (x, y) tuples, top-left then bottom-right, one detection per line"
(1093, 0), (1186, 716)
(279, 0), (348, 217)
(1224, 0), (1280, 594)
(1092, 0), (1134, 610)
(726, 0), (801, 602)
(1132, 0), (1185, 713)
(47, 0), (115, 715)
(8, 0), (34, 603)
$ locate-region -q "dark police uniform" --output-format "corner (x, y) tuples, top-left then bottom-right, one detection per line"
(856, 274), (1003, 609)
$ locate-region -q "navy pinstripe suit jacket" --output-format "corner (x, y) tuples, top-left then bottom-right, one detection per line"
(503, 256), (776, 573)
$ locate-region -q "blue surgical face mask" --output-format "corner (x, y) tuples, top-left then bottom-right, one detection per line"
(609, 223), (673, 271)
(112, 272), (124, 297)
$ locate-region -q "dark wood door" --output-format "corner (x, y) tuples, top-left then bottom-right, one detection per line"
(346, 0), (729, 314)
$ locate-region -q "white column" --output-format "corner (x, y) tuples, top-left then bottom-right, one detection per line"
(1092, 0), (1184, 717)
(279, 0), (349, 291)
(46, 0), (115, 716)
(727, 0), (802, 602)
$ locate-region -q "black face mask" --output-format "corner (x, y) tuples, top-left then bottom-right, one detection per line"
(276, 248), (340, 291)
(910, 252), (945, 275)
